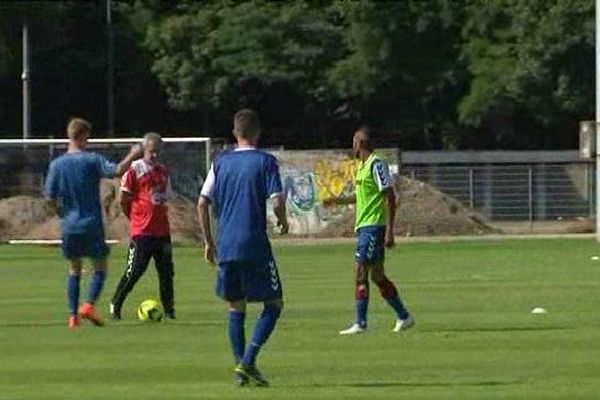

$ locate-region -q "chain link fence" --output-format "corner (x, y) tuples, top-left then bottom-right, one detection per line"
(400, 151), (594, 230)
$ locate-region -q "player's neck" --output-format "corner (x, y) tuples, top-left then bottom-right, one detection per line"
(67, 144), (84, 153)
(359, 149), (373, 162)
(236, 139), (257, 148)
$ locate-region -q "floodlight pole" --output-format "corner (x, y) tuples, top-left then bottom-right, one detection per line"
(106, 0), (114, 137)
(597, 0), (600, 241)
(22, 22), (31, 140)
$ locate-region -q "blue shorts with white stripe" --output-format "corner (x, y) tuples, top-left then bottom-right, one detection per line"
(355, 226), (385, 264)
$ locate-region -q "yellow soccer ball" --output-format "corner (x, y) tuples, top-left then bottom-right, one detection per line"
(137, 299), (164, 322)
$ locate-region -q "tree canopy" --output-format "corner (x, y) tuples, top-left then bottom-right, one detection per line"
(0, 0), (594, 149)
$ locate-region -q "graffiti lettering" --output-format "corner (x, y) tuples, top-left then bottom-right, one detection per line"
(314, 159), (357, 201)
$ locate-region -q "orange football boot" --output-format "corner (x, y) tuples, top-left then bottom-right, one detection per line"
(78, 302), (105, 326)
(68, 315), (80, 329)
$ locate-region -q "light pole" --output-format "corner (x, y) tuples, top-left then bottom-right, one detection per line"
(22, 21), (30, 139)
(106, 0), (114, 136)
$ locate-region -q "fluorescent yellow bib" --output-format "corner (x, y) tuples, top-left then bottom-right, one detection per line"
(355, 154), (387, 230)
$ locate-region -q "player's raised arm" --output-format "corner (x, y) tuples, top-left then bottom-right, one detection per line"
(322, 195), (356, 208)
(114, 144), (143, 177)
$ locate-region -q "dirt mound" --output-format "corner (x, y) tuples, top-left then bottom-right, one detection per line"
(319, 177), (495, 237)
(1, 179), (200, 242)
(396, 178), (495, 236)
(0, 196), (55, 241)
(0, 177), (493, 242)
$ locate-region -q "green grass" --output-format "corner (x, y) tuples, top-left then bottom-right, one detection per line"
(1, 238), (600, 399)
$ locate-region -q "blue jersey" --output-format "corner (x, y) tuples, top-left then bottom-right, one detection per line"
(45, 151), (117, 234)
(201, 148), (283, 263)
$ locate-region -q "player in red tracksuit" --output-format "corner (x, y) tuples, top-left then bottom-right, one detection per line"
(110, 132), (176, 320)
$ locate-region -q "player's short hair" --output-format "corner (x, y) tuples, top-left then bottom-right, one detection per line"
(355, 126), (374, 150)
(143, 132), (162, 148)
(67, 118), (92, 140)
(233, 109), (261, 139)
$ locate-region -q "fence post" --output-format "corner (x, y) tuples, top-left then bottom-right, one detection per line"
(589, 162), (594, 218)
(528, 167), (534, 232)
(410, 170), (416, 180)
(483, 164), (493, 218)
(468, 168), (474, 208)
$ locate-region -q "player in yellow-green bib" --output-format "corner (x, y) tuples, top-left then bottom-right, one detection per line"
(339, 127), (414, 335)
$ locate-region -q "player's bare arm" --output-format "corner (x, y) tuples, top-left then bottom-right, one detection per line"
(115, 144), (143, 177)
(322, 195), (356, 208)
(272, 194), (289, 234)
(120, 191), (133, 219)
(384, 188), (396, 248)
(197, 196), (216, 264)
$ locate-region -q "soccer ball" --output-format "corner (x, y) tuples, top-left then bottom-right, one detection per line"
(137, 299), (164, 322)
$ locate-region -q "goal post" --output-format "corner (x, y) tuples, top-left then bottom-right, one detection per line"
(0, 137), (213, 196)
(0, 137), (217, 243)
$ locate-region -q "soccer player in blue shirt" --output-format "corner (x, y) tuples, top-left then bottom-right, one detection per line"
(45, 118), (142, 329)
(197, 109), (288, 387)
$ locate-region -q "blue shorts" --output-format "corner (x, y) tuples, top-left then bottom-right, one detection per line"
(216, 257), (283, 302)
(62, 232), (110, 260)
(355, 226), (385, 264)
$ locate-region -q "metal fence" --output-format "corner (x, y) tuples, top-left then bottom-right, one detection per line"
(400, 151), (594, 223)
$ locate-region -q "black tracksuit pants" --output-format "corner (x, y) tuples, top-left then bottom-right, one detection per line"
(111, 235), (174, 314)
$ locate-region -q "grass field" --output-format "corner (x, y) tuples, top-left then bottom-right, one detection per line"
(1, 238), (600, 399)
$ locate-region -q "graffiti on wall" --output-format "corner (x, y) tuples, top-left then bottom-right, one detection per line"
(283, 159), (357, 214)
(314, 159), (357, 201)
(268, 151), (360, 235)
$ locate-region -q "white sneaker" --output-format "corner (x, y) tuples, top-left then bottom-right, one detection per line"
(339, 323), (367, 335)
(393, 315), (415, 332)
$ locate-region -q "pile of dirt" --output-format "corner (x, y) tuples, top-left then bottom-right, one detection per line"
(396, 178), (495, 236)
(0, 179), (200, 242)
(0, 196), (55, 241)
(0, 177), (494, 242)
(319, 177), (495, 237)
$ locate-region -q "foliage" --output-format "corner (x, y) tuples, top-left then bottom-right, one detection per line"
(0, 0), (595, 149)
(459, 0), (594, 147)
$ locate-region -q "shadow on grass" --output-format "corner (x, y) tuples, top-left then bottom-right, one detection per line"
(0, 320), (222, 328)
(299, 380), (523, 389)
(0, 321), (67, 328)
(437, 326), (570, 333)
(348, 380), (522, 388)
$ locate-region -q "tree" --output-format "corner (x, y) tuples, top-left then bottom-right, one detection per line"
(327, 0), (466, 148)
(460, 0), (594, 148)
(135, 1), (346, 145)
(135, 0), (465, 148)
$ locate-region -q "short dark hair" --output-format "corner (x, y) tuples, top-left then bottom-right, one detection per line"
(356, 125), (372, 138)
(233, 109), (261, 139)
(355, 125), (374, 150)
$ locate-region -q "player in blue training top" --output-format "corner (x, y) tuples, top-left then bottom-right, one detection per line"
(198, 109), (288, 387)
(45, 118), (142, 329)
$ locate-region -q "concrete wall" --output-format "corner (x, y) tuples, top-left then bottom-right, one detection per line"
(269, 149), (361, 235)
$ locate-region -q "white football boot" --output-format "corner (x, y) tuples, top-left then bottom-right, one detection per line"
(393, 315), (415, 332)
(339, 323), (367, 335)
